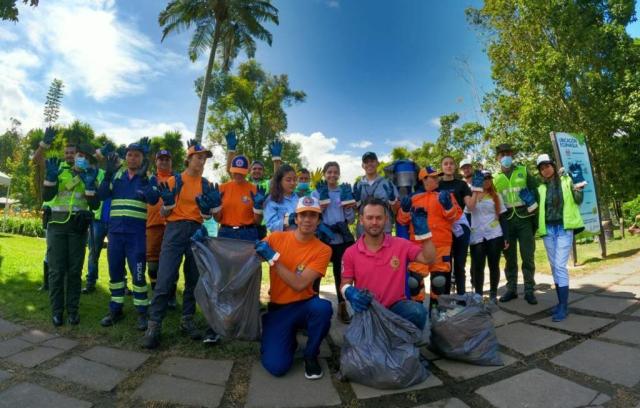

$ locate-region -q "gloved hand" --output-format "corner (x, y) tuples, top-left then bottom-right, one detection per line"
(116, 144), (127, 160)
(98, 141), (115, 158)
(251, 185), (266, 214)
(352, 183), (361, 205)
(284, 212), (296, 228)
(316, 222), (335, 244)
(344, 286), (372, 313)
(148, 175), (158, 188)
(158, 181), (177, 209)
(411, 207), (431, 240)
(136, 158), (149, 179)
(339, 182), (355, 205)
(269, 139), (283, 161)
(438, 190), (453, 210)
(316, 181), (330, 205)
(255, 240), (280, 266)
(471, 170), (484, 192)
(45, 157), (61, 184)
(401, 195), (413, 213)
(191, 225), (209, 243)
(519, 188), (538, 213)
(79, 167), (98, 194)
(568, 162), (587, 188)
(138, 137), (151, 154)
(40, 127), (56, 148)
(383, 183), (397, 203)
(105, 153), (120, 179)
(206, 183), (222, 213)
(225, 131), (237, 152)
(195, 184), (215, 217)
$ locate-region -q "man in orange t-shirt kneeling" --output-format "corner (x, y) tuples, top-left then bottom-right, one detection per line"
(255, 196), (333, 380)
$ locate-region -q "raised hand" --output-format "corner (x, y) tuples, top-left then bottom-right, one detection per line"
(41, 127), (56, 148)
(105, 153), (121, 179)
(98, 141), (115, 158)
(225, 131), (237, 152)
(45, 157), (61, 183)
(352, 183), (362, 205)
(138, 137), (151, 154)
(207, 183), (222, 213)
(251, 185), (267, 214)
(471, 170), (484, 192)
(79, 167), (98, 192)
(568, 162), (587, 188)
(400, 195), (412, 213)
(269, 139), (283, 161)
(316, 181), (330, 205)
(316, 222), (335, 244)
(158, 181), (177, 209)
(339, 182), (355, 206)
(383, 183), (396, 203)
(411, 207), (431, 240)
(438, 190), (453, 210)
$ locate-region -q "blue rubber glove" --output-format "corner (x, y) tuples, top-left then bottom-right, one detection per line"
(191, 225), (209, 243)
(519, 188), (538, 212)
(339, 182), (355, 205)
(383, 183), (396, 203)
(568, 163), (587, 187)
(401, 195), (412, 213)
(352, 183), (361, 204)
(45, 158), (61, 183)
(316, 222), (335, 244)
(41, 127), (56, 148)
(316, 181), (330, 205)
(207, 183), (222, 213)
(136, 158), (149, 179)
(438, 190), (453, 210)
(471, 170), (484, 192)
(195, 190), (214, 217)
(116, 145), (127, 160)
(411, 207), (431, 240)
(158, 181), (177, 209)
(255, 241), (280, 266)
(269, 139), (283, 160)
(105, 153), (120, 179)
(345, 286), (372, 313)
(225, 131), (238, 151)
(99, 141), (115, 158)
(251, 185), (266, 213)
(138, 137), (151, 154)
(79, 167), (98, 192)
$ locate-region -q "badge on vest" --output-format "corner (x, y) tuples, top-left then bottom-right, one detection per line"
(241, 195), (249, 204)
(390, 256), (400, 270)
(295, 264), (305, 276)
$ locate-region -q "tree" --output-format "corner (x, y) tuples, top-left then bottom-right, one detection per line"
(149, 130), (187, 173)
(158, 0), (279, 143)
(0, 0), (38, 22)
(467, 0), (640, 205)
(205, 59), (306, 175)
(0, 118), (22, 173)
(43, 78), (64, 125)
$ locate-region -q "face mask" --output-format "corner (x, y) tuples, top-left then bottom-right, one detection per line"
(75, 156), (88, 170)
(297, 182), (309, 191)
(500, 155), (513, 168)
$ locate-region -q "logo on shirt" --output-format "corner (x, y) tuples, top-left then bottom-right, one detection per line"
(242, 195), (250, 204)
(295, 264), (305, 276)
(390, 256), (400, 270)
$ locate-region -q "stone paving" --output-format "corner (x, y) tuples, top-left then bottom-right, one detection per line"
(0, 255), (638, 407)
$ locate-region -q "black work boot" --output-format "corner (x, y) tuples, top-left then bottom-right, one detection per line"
(136, 313), (148, 331)
(180, 316), (202, 340)
(100, 310), (124, 327)
(142, 320), (161, 349)
(499, 291), (518, 303)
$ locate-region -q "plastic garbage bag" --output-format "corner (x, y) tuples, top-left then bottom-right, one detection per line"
(430, 293), (503, 366)
(339, 298), (429, 389)
(192, 237), (262, 340)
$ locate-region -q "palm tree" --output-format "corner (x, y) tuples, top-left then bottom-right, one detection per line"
(159, 0), (278, 142)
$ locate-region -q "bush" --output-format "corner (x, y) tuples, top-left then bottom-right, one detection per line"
(622, 195), (640, 226)
(0, 212), (44, 237)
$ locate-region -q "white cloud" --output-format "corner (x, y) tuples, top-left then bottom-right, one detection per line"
(92, 117), (195, 146)
(0, 27), (18, 42)
(0, 49), (43, 131)
(384, 138), (420, 150)
(285, 131), (364, 184)
(349, 140), (372, 149)
(429, 117), (441, 128)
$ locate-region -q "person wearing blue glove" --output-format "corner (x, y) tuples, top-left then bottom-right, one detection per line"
(311, 162), (356, 323)
(341, 197), (436, 330)
(537, 154), (584, 322)
(352, 151), (400, 237)
(493, 143), (540, 305)
(42, 143), (100, 327)
(98, 138), (160, 332)
(567, 162), (588, 189)
(256, 196), (333, 380)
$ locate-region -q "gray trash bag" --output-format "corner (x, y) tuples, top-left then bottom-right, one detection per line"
(339, 299), (430, 389)
(430, 293), (503, 366)
(191, 237), (262, 340)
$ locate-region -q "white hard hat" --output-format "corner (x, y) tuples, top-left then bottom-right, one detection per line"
(459, 158), (472, 168)
(536, 154), (554, 167)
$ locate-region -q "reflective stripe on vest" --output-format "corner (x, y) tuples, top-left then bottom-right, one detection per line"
(110, 198), (147, 220)
(537, 175), (584, 236)
(493, 165), (528, 208)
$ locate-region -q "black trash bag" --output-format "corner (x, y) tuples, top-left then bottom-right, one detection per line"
(339, 298), (430, 389)
(430, 293), (503, 366)
(191, 237), (262, 340)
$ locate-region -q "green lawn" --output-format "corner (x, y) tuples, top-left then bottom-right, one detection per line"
(0, 231), (638, 352)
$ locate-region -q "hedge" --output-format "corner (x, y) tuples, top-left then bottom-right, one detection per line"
(0, 216), (44, 237)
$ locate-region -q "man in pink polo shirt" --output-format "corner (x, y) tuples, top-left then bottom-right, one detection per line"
(341, 197), (436, 329)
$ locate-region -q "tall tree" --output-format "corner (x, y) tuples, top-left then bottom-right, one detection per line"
(0, 118), (22, 173)
(43, 78), (64, 125)
(467, 0), (640, 204)
(0, 0), (38, 22)
(204, 59), (306, 174)
(158, 0), (279, 143)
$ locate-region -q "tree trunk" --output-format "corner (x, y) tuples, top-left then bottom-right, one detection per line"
(194, 24), (222, 143)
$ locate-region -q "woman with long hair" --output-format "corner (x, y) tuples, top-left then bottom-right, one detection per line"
(311, 161), (356, 323)
(264, 164), (299, 232)
(466, 170), (509, 302)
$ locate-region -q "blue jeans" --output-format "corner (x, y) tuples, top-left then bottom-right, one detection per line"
(542, 224), (573, 287)
(86, 220), (108, 286)
(389, 299), (427, 330)
(261, 296), (333, 376)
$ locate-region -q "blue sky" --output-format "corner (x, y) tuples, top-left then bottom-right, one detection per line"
(1, 0), (639, 181)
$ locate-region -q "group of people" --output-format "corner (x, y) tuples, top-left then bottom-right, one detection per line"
(37, 125), (586, 381)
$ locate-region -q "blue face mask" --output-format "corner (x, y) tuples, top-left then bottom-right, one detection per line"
(75, 156), (88, 170)
(297, 182), (309, 191)
(500, 155), (513, 168)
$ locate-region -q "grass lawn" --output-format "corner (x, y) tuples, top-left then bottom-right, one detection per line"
(0, 231), (638, 354)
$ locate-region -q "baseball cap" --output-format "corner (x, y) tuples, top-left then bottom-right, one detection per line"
(536, 153), (554, 167)
(418, 166), (443, 180)
(495, 143), (513, 155)
(460, 158), (472, 168)
(295, 196), (322, 214)
(156, 149), (171, 159)
(481, 170), (493, 179)
(187, 143), (213, 158)
(230, 154), (249, 175)
(362, 151), (378, 162)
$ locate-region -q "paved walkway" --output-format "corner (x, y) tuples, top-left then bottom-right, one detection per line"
(1, 256), (640, 407)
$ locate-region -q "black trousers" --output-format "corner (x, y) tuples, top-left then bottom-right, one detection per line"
(451, 225), (470, 295)
(470, 236), (504, 296)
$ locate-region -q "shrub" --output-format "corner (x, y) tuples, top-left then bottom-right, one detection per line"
(622, 195), (640, 226)
(0, 211), (44, 237)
